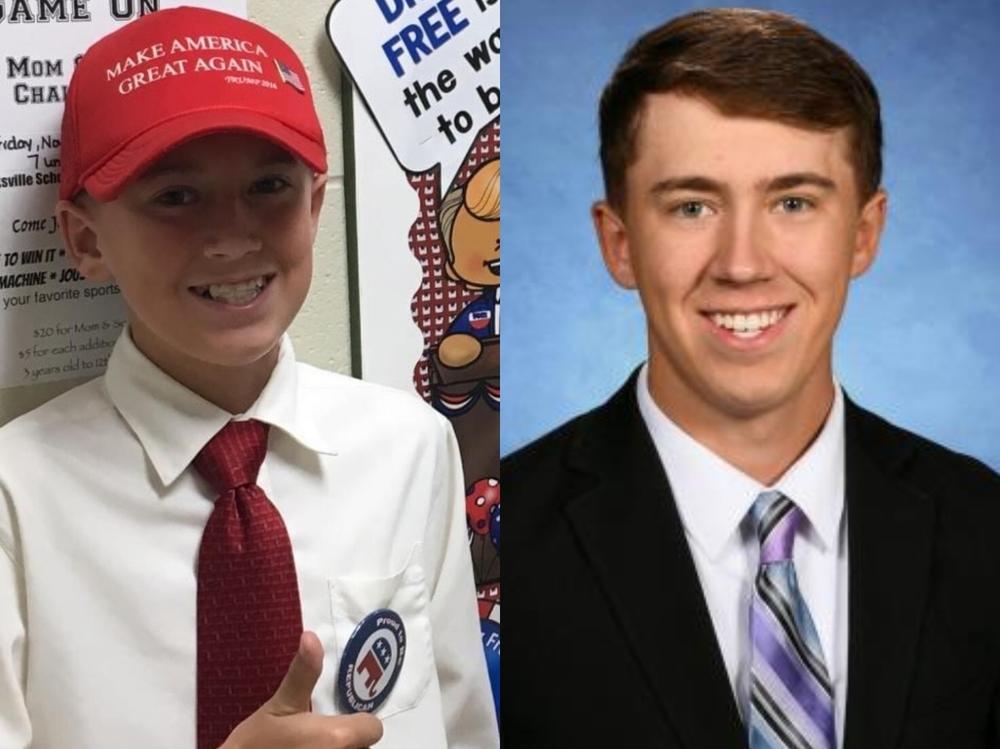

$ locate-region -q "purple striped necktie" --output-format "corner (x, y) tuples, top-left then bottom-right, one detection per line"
(748, 491), (836, 749)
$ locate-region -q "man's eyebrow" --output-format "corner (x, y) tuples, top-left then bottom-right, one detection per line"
(649, 175), (726, 196)
(648, 172), (838, 199)
(760, 172), (837, 192)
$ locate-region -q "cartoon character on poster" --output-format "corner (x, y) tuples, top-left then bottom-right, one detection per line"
(326, 0), (500, 714)
(437, 157), (499, 369)
(415, 127), (500, 714)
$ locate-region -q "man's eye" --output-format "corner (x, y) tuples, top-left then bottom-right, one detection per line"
(154, 187), (197, 206)
(774, 196), (814, 213)
(673, 201), (713, 219)
(250, 176), (291, 195)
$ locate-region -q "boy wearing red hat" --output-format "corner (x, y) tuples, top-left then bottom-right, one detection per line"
(0, 7), (497, 749)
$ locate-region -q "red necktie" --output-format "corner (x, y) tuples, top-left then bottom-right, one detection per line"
(194, 420), (303, 749)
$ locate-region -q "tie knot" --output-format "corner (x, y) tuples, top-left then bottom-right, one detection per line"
(750, 490), (801, 564)
(194, 420), (269, 494)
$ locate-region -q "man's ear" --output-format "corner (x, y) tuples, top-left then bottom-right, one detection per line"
(851, 188), (887, 278)
(56, 198), (112, 282)
(592, 200), (637, 289)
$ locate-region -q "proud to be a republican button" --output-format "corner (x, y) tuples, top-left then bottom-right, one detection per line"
(337, 608), (407, 714)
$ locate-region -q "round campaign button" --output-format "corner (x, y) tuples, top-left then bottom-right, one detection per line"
(337, 608), (407, 714)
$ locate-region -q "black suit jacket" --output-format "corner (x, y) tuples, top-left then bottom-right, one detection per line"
(501, 376), (1000, 748)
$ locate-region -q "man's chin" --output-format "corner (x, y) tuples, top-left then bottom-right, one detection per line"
(707, 369), (835, 423)
(694, 372), (801, 421)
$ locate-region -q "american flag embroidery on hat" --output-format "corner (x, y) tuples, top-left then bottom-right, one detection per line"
(275, 59), (305, 93)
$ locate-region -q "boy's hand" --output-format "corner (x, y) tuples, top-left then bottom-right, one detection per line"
(220, 631), (383, 749)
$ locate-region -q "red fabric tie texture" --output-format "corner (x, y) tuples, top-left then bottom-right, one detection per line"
(194, 419), (303, 749)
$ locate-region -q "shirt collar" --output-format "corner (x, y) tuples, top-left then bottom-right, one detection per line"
(105, 328), (337, 488)
(635, 364), (845, 561)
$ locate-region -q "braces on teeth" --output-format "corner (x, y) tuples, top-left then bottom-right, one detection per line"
(195, 277), (268, 303)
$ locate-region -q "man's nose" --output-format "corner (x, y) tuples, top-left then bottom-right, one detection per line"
(708, 207), (774, 284)
(202, 197), (263, 259)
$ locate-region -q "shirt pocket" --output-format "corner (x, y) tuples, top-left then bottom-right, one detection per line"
(328, 556), (434, 720)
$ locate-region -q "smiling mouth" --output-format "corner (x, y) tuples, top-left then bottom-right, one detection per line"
(190, 274), (275, 305)
(705, 306), (791, 339)
(484, 259), (500, 277)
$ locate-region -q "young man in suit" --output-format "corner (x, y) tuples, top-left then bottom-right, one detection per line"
(502, 8), (1000, 749)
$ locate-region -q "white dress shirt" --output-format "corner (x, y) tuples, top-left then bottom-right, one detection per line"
(636, 365), (849, 747)
(0, 331), (498, 749)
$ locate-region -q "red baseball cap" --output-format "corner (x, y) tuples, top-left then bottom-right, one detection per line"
(60, 6), (327, 201)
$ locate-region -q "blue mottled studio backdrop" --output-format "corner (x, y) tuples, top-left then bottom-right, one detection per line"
(502, 0), (1000, 469)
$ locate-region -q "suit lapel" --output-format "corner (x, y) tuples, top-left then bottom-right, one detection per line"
(842, 400), (935, 749)
(563, 380), (746, 749)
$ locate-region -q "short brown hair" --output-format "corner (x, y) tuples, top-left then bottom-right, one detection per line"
(599, 9), (882, 206)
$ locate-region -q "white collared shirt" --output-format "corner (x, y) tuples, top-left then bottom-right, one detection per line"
(0, 331), (498, 749)
(636, 365), (848, 747)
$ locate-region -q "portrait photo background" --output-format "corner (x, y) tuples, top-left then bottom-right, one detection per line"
(501, 0), (1000, 470)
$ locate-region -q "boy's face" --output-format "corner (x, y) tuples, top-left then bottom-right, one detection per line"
(594, 93), (886, 423)
(60, 133), (324, 379)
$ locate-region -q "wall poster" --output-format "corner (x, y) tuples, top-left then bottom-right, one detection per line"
(327, 0), (500, 715)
